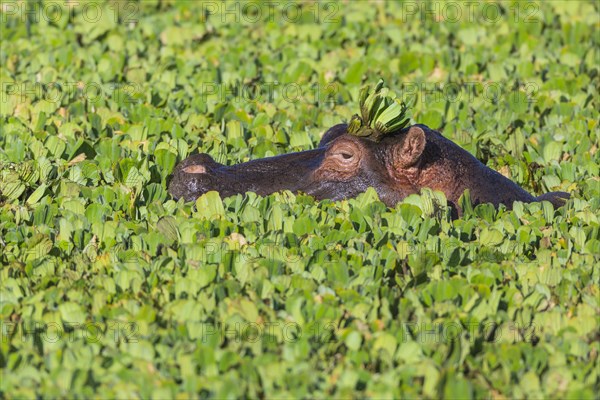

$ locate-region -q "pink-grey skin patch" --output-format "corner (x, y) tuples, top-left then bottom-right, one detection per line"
(183, 165), (207, 174)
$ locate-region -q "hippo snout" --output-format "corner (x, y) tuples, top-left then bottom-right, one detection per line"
(167, 154), (222, 201)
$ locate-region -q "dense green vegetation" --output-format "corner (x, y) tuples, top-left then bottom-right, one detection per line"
(1, 1), (598, 398)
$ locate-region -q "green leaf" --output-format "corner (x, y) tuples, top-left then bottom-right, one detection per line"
(479, 228), (504, 246)
(292, 215), (318, 236)
(372, 333), (397, 356)
(156, 217), (179, 242)
(345, 331), (362, 351)
(1, 179), (26, 201)
(26, 184), (48, 205)
(58, 302), (86, 324)
(155, 143), (178, 175)
(344, 61), (366, 84)
(543, 142), (563, 162)
(443, 374), (473, 400)
(195, 191), (225, 220)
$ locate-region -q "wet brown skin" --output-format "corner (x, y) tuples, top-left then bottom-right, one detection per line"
(168, 124), (570, 214)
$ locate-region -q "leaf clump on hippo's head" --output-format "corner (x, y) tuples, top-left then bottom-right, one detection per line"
(347, 79), (412, 142)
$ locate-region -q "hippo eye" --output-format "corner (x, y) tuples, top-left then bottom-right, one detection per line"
(328, 141), (362, 172)
(314, 140), (362, 180)
(332, 148), (356, 164)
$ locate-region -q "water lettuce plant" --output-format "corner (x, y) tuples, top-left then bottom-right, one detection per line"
(0, 1), (598, 399)
(347, 79), (411, 141)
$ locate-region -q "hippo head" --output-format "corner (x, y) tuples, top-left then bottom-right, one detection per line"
(168, 123), (570, 212)
(168, 124), (429, 206)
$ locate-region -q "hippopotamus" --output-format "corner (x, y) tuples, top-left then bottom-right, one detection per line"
(167, 124), (569, 214)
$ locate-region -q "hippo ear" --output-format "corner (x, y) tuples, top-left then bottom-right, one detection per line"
(397, 126), (426, 167)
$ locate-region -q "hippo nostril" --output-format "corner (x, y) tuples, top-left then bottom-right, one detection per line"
(183, 165), (207, 174)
